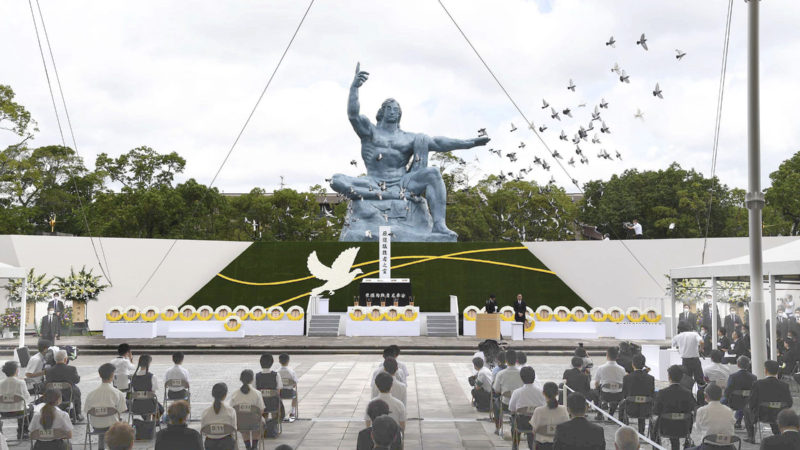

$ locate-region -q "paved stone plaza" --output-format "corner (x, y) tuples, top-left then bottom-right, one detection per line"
(0, 352), (788, 449)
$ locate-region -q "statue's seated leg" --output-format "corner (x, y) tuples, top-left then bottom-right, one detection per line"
(405, 167), (457, 238)
(331, 174), (379, 199)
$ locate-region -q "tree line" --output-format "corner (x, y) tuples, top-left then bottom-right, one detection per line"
(2, 84), (799, 241)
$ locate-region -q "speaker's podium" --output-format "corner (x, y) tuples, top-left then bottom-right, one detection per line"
(476, 313), (501, 339)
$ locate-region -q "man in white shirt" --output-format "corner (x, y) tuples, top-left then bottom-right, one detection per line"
(371, 358), (407, 406)
(508, 367), (544, 450)
(492, 350), (523, 434)
(694, 383), (735, 438)
(704, 350), (730, 389)
(110, 344), (135, 391)
(672, 321), (705, 386)
(593, 347), (626, 418)
(277, 353), (299, 421)
(24, 339), (52, 394)
(626, 219), (643, 239)
(85, 363), (127, 450)
(0, 361), (32, 439)
(366, 372), (406, 431)
(471, 357), (492, 412)
(377, 347), (407, 385)
(164, 352), (190, 400)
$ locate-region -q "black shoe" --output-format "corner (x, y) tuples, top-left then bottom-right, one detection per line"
(734, 422), (742, 429)
(75, 414), (84, 422)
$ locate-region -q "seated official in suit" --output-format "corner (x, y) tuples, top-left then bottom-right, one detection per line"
(621, 354), (655, 434)
(45, 349), (83, 422)
(722, 356), (756, 436)
(748, 360), (793, 441)
(693, 384), (735, 449)
(760, 408), (800, 450)
(357, 399), (401, 450)
(553, 392), (605, 450)
(654, 365), (696, 450)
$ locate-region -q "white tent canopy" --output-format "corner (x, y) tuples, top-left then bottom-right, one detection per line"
(0, 262), (25, 279)
(670, 239), (800, 280)
(0, 261), (27, 348)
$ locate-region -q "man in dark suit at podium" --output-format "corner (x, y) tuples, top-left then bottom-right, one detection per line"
(47, 293), (65, 340)
(484, 295), (498, 314)
(39, 306), (59, 343)
(512, 294), (526, 323)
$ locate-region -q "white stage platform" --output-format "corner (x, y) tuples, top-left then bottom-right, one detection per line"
(344, 306), (421, 337)
(463, 319), (665, 340)
(104, 319), (302, 338)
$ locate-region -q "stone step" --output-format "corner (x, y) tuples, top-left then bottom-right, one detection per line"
(307, 315), (341, 338)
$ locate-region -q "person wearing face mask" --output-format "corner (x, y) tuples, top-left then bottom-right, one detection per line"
(678, 304), (697, 332)
(39, 306), (59, 343)
(700, 326), (712, 357)
(723, 306), (742, 339)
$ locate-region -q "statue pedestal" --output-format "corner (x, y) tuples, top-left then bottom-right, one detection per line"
(340, 198), (455, 242)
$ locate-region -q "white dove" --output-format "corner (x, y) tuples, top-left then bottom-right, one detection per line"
(307, 247), (363, 296)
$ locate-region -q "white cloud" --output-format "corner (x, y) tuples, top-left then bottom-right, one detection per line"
(1, 0), (799, 194)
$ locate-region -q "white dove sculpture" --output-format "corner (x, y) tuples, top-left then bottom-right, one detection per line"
(307, 247), (364, 297)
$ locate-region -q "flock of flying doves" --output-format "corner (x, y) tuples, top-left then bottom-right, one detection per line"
(473, 33), (687, 188)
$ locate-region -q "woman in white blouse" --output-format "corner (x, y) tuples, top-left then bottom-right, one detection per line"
(30, 389), (73, 450)
(201, 383), (237, 450)
(229, 370), (264, 450)
(530, 382), (569, 449)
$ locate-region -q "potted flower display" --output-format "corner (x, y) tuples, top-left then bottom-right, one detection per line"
(54, 266), (108, 333)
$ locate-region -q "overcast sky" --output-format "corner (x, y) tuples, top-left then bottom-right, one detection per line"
(2, 0), (799, 194)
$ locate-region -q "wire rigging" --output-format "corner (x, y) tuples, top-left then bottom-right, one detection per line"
(28, 0), (113, 285)
(436, 0), (664, 292)
(701, 0), (734, 264)
(134, 0), (316, 298)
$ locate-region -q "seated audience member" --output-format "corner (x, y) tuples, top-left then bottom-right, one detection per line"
(704, 350), (730, 389)
(614, 425), (639, 450)
(130, 354), (163, 419)
(654, 364), (696, 450)
(553, 393), (604, 450)
(104, 422), (135, 450)
(371, 415), (401, 450)
(201, 383), (237, 450)
(700, 326), (712, 357)
(509, 366), (545, 450)
(84, 363), (128, 450)
(562, 356), (592, 398)
(716, 328), (731, 359)
(357, 399), (401, 450)
(164, 352), (189, 400)
(277, 353), (299, 420)
(0, 361), (31, 439)
(45, 349), (83, 421)
(492, 350), (522, 434)
(471, 357), (492, 412)
(492, 351), (507, 378)
(722, 356), (756, 434)
(366, 373), (405, 431)
(473, 342), (487, 366)
(30, 389), (73, 447)
(387, 345), (409, 382)
(25, 339), (52, 394)
(229, 370), (264, 450)
(694, 383), (735, 445)
(370, 357), (407, 406)
(594, 346), (626, 417)
(531, 382), (569, 448)
(110, 343), (135, 391)
(780, 339), (800, 375)
(748, 359), (792, 441)
(760, 408), (800, 450)
(621, 353), (655, 434)
(255, 354), (283, 420)
(517, 352), (529, 368)
(616, 342), (634, 373)
(155, 401), (202, 450)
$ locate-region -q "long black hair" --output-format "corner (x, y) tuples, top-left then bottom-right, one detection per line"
(543, 382), (559, 409)
(239, 369), (254, 394)
(212, 383), (227, 414)
(135, 354), (152, 375)
(40, 388), (61, 429)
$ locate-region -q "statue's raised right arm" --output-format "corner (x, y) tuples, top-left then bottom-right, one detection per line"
(347, 62), (373, 139)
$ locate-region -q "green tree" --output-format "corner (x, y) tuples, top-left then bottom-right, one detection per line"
(0, 85), (37, 143)
(95, 146), (185, 190)
(765, 150), (800, 235)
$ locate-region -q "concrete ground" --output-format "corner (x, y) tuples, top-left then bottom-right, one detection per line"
(0, 352), (788, 449)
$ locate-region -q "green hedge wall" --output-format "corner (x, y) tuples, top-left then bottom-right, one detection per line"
(186, 242), (588, 312)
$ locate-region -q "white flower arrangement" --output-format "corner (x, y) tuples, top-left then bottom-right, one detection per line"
(54, 266), (108, 303)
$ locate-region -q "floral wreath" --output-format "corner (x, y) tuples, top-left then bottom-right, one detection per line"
(161, 306), (179, 321)
(401, 306), (418, 321)
(106, 307), (123, 322)
(349, 306), (366, 321)
(499, 306), (515, 322)
(384, 307), (401, 321)
(589, 307), (608, 322)
(286, 306), (304, 321)
(223, 315), (242, 331)
(123, 306), (140, 321)
(463, 306), (480, 321)
(643, 307), (661, 323)
(233, 305), (250, 320)
(141, 306), (160, 322)
(367, 306), (384, 321)
(607, 307), (625, 323)
(214, 306), (233, 321)
(267, 306), (285, 321)
(196, 306), (214, 321)
(553, 306), (572, 322)
(249, 306), (266, 321)
(535, 305), (553, 322)
(571, 306), (589, 322)
(179, 305), (197, 321)
(626, 307), (644, 323)
(524, 313), (536, 332)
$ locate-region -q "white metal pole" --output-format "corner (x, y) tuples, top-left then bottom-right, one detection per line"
(712, 277), (718, 348)
(670, 278), (677, 338)
(769, 274), (777, 360)
(19, 277), (27, 349)
(745, 0), (767, 377)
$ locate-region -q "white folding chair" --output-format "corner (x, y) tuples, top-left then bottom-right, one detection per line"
(201, 423), (238, 448)
(235, 404), (264, 450)
(85, 406), (120, 450)
(163, 379), (191, 420)
(0, 394), (29, 444)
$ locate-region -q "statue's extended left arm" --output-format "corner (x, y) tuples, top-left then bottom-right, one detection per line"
(428, 135), (490, 152)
